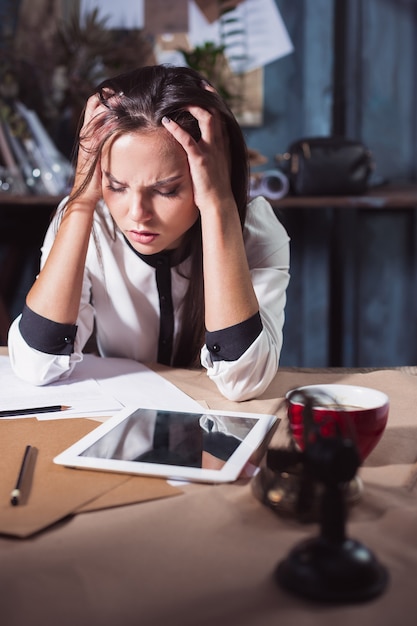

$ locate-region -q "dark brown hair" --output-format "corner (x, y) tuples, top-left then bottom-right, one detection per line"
(72, 65), (249, 367)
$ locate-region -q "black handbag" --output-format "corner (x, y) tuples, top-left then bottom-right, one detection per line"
(276, 136), (374, 196)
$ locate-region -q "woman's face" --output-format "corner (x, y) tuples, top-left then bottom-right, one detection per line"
(101, 128), (199, 254)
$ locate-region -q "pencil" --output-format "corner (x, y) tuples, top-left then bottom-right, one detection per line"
(10, 445), (33, 506)
(0, 405), (71, 418)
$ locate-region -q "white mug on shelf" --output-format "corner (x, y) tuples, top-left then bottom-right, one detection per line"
(250, 169), (289, 200)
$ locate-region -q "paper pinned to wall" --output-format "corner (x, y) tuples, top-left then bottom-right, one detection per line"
(189, 0), (293, 73)
(80, 0), (144, 29)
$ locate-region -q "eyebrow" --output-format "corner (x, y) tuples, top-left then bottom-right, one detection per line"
(103, 171), (183, 188)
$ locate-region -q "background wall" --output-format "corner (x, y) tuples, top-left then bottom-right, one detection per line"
(3, 0), (417, 178)
(245, 0), (417, 368)
(246, 0), (417, 183)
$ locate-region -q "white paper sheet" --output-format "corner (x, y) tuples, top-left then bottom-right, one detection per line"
(0, 355), (202, 420)
(80, 0), (144, 29)
(189, 0), (293, 73)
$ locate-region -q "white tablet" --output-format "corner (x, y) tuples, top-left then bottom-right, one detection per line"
(54, 406), (279, 483)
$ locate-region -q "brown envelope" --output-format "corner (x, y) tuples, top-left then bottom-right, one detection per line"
(0, 418), (181, 538)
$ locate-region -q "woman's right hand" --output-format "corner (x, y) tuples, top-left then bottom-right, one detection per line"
(71, 93), (108, 207)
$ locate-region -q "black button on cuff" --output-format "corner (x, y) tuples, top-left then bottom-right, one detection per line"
(206, 312), (263, 362)
(20, 304), (77, 355)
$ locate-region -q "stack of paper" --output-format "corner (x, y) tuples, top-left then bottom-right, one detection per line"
(0, 354), (202, 420)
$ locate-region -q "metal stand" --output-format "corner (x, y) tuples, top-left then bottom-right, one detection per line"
(276, 480), (388, 602)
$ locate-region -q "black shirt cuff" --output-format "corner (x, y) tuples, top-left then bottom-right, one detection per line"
(19, 304), (77, 355)
(205, 312), (263, 362)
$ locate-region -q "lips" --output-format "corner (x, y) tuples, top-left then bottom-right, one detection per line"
(129, 230), (159, 245)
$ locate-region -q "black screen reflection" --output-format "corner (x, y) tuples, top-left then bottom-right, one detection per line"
(80, 408), (258, 469)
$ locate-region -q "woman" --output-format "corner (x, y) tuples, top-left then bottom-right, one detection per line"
(8, 65), (290, 401)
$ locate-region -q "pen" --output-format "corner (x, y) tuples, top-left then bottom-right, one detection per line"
(0, 405), (71, 418)
(10, 445), (35, 506)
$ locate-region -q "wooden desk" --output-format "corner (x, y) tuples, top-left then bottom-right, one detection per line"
(1, 357), (417, 625)
(0, 194), (61, 343)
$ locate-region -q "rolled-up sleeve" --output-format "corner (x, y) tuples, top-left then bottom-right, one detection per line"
(206, 312), (263, 362)
(19, 304), (77, 355)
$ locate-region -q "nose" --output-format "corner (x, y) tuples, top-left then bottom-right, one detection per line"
(128, 192), (152, 222)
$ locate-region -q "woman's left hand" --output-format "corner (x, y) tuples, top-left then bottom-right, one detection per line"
(161, 102), (234, 213)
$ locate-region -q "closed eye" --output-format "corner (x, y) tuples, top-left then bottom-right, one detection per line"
(155, 187), (180, 198)
(106, 184), (126, 193)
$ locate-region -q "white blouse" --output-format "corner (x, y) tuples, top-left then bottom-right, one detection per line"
(8, 195), (290, 401)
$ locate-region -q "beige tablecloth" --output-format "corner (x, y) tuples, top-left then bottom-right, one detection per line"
(1, 361), (417, 626)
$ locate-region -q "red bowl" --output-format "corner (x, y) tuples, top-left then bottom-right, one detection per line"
(286, 384), (389, 461)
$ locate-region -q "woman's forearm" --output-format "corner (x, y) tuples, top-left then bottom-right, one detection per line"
(201, 200), (259, 332)
(26, 92), (107, 325)
(26, 201), (94, 324)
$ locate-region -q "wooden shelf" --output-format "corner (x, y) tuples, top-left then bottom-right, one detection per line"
(0, 194), (63, 206)
(268, 184), (417, 210)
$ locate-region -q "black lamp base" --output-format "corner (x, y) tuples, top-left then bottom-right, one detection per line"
(276, 536), (389, 603)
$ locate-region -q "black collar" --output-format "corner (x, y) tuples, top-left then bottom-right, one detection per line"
(123, 235), (190, 268)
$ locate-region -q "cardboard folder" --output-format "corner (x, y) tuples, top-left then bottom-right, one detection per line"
(0, 417), (181, 538)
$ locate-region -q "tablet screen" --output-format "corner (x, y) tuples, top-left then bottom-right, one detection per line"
(79, 408), (258, 470)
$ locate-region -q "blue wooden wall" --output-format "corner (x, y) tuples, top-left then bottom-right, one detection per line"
(244, 0), (417, 368)
(244, 0), (334, 167)
(244, 0), (417, 181)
